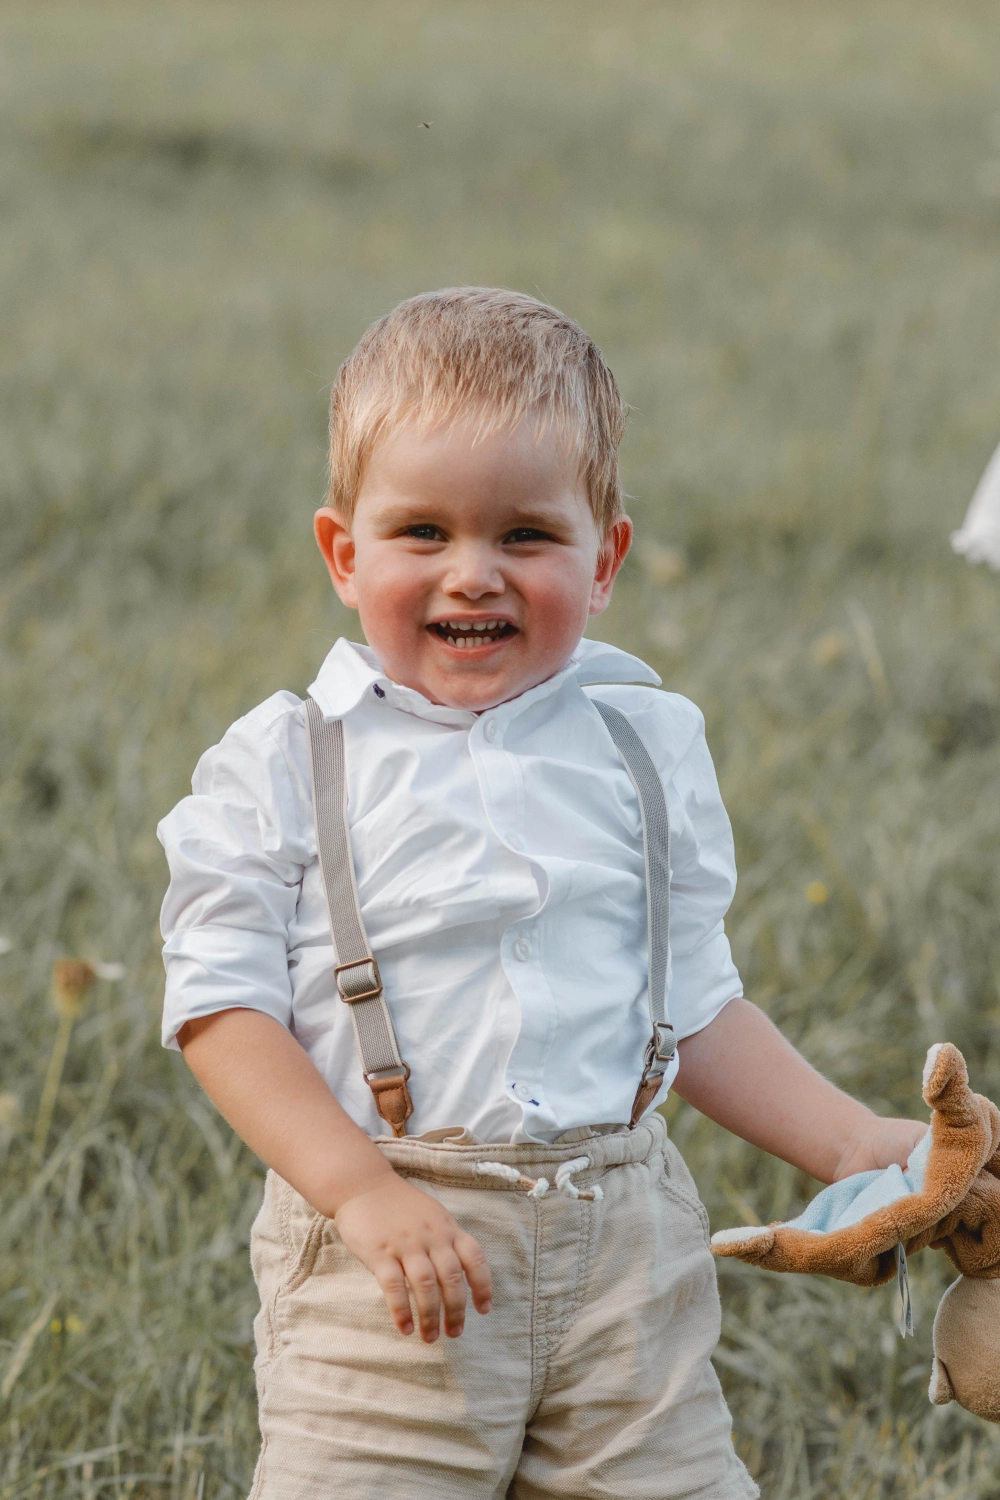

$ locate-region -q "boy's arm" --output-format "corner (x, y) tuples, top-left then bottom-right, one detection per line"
(178, 1008), (492, 1342)
(672, 997), (926, 1183)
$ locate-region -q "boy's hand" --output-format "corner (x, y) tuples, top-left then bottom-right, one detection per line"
(178, 1010), (493, 1342)
(832, 1116), (928, 1181)
(334, 1173), (493, 1342)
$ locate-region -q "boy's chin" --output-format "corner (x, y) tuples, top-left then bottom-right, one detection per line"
(426, 669), (522, 712)
(415, 651), (553, 712)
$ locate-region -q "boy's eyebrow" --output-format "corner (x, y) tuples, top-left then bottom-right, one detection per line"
(370, 501), (440, 529)
(373, 499), (577, 532)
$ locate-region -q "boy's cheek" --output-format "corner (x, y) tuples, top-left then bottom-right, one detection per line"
(354, 560), (423, 617)
(522, 574), (594, 637)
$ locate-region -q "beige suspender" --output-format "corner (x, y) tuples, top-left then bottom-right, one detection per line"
(593, 701), (677, 1125)
(305, 694), (675, 1137)
(305, 698), (413, 1136)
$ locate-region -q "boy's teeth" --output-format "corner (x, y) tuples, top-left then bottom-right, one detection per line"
(444, 632), (495, 649)
(435, 620), (507, 648)
(441, 619), (505, 629)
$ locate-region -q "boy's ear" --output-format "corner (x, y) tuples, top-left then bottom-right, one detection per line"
(589, 516), (633, 616)
(314, 508), (358, 609)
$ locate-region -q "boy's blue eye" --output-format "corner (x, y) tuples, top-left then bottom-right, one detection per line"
(404, 525), (442, 541)
(506, 528), (549, 543)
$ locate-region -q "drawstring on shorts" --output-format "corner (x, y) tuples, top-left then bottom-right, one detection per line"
(475, 1155), (603, 1202)
(554, 1156), (603, 1200)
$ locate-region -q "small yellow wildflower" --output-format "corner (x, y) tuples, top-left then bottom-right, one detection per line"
(65, 1314), (86, 1335)
(50, 1318), (62, 1334)
(811, 632), (847, 667)
(805, 881), (829, 905)
(640, 542), (688, 586)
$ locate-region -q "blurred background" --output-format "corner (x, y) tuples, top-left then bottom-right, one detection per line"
(2, 2), (1000, 1494)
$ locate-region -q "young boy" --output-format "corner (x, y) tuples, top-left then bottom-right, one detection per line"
(159, 288), (925, 1499)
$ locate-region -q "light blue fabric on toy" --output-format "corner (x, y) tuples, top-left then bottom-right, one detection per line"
(783, 1129), (932, 1235)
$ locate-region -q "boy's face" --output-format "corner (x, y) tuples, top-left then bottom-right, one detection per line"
(315, 417), (631, 711)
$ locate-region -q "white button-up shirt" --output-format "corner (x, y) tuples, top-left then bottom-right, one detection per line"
(158, 637), (742, 1143)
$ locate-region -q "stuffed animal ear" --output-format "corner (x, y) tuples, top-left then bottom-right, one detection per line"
(921, 1042), (977, 1125)
(928, 1357), (956, 1406)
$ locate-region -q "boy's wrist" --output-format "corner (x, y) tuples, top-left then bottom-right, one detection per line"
(331, 1166), (413, 1222)
(315, 1155), (399, 1220)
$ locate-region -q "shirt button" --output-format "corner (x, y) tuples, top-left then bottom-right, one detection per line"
(513, 938), (531, 961)
(514, 1083), (534, 1102)
(483, 719), (498, 742)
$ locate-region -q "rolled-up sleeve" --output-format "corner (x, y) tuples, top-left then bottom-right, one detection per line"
(157, 694), (310, 1049)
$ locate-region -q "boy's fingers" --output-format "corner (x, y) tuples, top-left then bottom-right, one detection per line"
(428, 1246), (469, 1336)
(402, 1253), (443, 1342)
(455, 1230), (493, 1312)
(373, 1258), (414, 1336)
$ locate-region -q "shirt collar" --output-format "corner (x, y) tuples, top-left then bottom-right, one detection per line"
(566, 635), (661, 689)
(307, 636), (661, 726)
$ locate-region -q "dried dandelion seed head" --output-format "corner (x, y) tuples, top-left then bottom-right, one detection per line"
(51, 960), (97, 1018)
(92, 960), (125, 982)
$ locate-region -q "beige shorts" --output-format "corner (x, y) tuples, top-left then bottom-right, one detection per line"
(248, 1114), (757, 1499)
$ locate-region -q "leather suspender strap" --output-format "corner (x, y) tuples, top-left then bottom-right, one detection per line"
(305, 697), (414, 1137)
(593, 701), (676, 1128)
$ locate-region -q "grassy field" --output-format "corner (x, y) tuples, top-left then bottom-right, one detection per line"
(2, 1), (1000, 1493)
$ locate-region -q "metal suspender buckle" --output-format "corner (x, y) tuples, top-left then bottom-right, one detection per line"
(335, 957), (383, 1003)
(637, 1026), (675, 1098)
(630, 1027), (676, 1130)
(651, 1021), (677, 1065)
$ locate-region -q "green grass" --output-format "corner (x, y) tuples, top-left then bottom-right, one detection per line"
(2, 1), (1000, 1493)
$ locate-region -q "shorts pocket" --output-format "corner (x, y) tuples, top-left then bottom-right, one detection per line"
(267, 1180), (335, 1347)
(658, 1142), (711, 1244)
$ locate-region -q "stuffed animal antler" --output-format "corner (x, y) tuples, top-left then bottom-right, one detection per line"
(711, 1044), (1000, 1421)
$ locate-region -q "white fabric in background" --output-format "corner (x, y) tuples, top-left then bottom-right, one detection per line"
(952, 438), (1000, 570)
(158, 636), (742, 1143)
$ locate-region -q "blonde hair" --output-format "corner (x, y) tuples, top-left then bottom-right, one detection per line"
(328, 287), (627, 535)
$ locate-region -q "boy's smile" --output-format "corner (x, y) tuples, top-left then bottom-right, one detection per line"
(315, 417), (632, 711)
(427, 617), (516, 651)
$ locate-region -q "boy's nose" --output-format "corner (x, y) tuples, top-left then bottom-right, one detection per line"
(441, 544), (505, 600)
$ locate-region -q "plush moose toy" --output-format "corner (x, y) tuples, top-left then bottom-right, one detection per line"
(711, 1043), (1000, 1421)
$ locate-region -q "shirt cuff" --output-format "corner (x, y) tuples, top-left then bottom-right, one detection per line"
(669, 927), (743, 1041)
(161, 925), (293, 1049)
